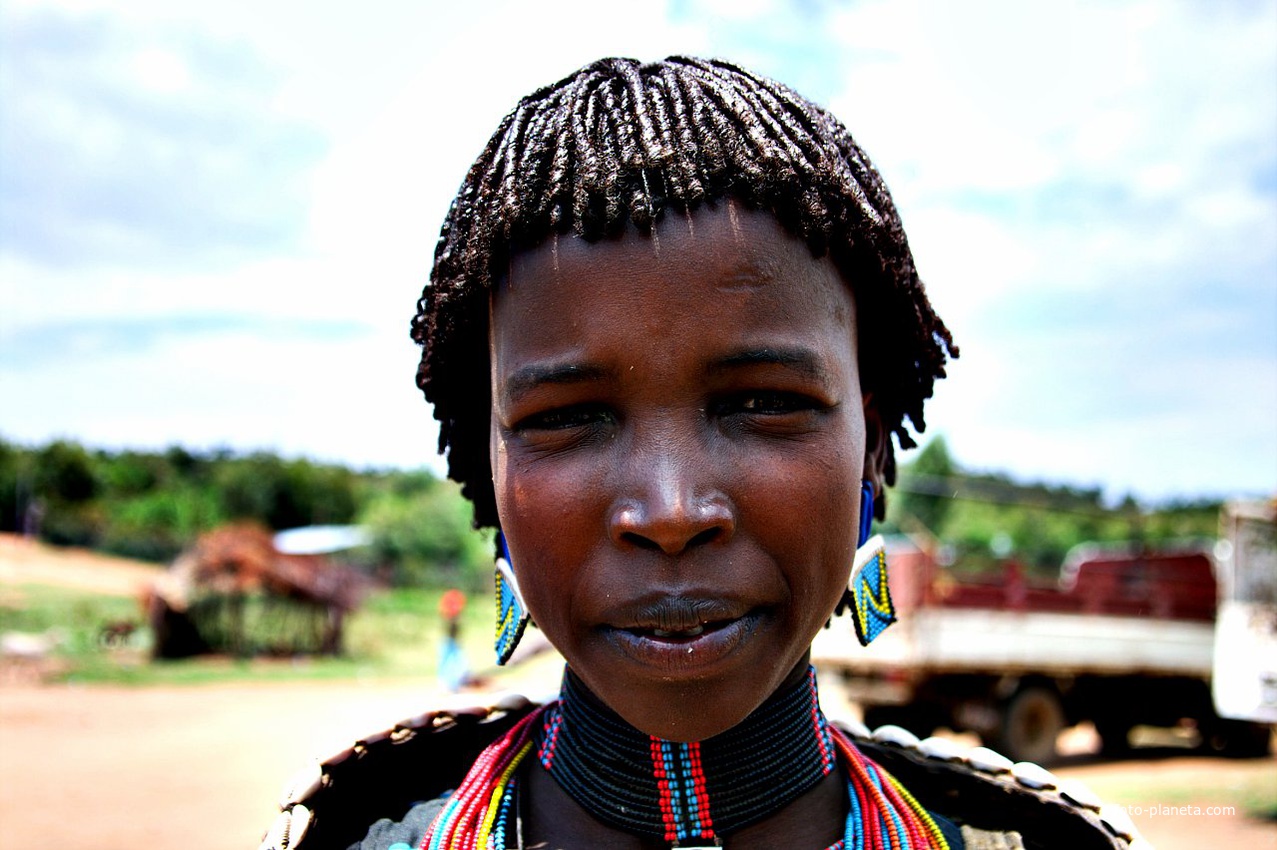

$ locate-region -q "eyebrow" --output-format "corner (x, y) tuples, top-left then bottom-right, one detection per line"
(709, 346), (829, 381)
(502, 362), (611, 402)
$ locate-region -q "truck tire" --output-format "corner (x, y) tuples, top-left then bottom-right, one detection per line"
(1202, 719), (1274, 758)
(991, 686), (1065, 765)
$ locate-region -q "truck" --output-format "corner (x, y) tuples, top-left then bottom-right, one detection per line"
(812, 507), (1276, 764)
(1212, 499), (1277, 730)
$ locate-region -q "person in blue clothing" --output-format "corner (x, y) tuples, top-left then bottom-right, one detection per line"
(436, 588), (469, 692)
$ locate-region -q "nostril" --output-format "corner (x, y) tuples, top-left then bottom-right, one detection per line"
(688, 527), (722, 548)
(621, 532), (664, 552)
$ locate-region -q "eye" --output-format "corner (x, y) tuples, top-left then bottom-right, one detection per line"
(711, 390), (833, 440)
(514, 403), (612, 433)
(728, 391), (822, 415)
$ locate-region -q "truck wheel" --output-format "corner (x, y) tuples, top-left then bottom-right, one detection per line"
(1202, 719), (1274, 758)
(992, 687), (1065, 765)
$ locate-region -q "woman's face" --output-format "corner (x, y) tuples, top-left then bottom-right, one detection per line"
(489, 202), (869, 742)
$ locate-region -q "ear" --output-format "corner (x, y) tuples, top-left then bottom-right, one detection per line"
(862, 394), (890, 519)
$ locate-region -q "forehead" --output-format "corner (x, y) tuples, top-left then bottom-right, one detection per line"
(491, 203), (855, 357)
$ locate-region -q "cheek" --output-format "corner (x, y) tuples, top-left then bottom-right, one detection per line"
(490, 440), (607, 618)
(808, 462), (860, 588)
(740, 432), (862, 609)
(496, 454), (603, 539)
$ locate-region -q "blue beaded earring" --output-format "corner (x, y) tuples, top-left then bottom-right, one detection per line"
(839, 481), (896, 646)
(494, 532), (530, 666)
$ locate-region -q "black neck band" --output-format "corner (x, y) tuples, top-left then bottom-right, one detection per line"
(534, 667), (836, 844)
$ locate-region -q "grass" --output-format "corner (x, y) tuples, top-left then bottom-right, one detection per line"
(1057, 728), (1277, 822)
(1080, 764), (1277, 821)
(0, 583), (141, 653)
(0, 581), (500, 687)
(1084, 763), (1273, 806)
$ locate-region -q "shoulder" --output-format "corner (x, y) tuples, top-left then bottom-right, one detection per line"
(836, 719), (1149, 850)
(260, 693), (539, 850)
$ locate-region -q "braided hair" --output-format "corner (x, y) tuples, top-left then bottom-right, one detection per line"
(412, 56), (956, 528)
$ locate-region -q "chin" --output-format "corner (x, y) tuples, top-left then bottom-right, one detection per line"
(575, 652), (812, 743)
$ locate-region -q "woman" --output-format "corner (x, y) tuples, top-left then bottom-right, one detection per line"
(261, 57), (1141, 850)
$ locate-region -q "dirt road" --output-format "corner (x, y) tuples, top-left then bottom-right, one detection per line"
(1, 680), (440, 850)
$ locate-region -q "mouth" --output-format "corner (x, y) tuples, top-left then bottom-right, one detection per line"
(603, 603), (765, 674)
(654, 624), (704, 638)
(628, 618), (728, 640)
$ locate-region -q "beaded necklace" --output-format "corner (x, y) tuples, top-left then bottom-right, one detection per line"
(538, 667), (836, 842)
(420, 669), (950, 850)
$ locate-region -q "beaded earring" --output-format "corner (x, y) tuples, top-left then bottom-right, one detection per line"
(837, 481), (897, 646)
(494, 532), (530, 666)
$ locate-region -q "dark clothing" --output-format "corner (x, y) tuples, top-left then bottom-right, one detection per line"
(348, 796), (444, 850)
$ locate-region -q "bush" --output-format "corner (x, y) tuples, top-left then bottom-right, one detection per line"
(358, 475), (492, 588)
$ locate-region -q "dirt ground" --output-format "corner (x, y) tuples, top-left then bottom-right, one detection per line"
(0, 534), (164, 598)
(2, 537), (1274, 849)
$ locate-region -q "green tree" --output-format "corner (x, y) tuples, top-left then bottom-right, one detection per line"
(213, 454), (359, 531)
(215, 453), (291, 526)
(31, 440), (101, 546)
(33, 440), (98, 503)
(358, 473), (491, 587)
(101, 486), (224, 562)
(892, 435), (957, 535)
(98, 450), (162, 497)
(0, 438), (25, 532)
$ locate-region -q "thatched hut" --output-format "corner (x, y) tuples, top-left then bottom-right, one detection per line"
(148, 524), (366, 658)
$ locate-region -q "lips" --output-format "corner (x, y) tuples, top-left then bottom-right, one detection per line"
(611, 596), (745, 636)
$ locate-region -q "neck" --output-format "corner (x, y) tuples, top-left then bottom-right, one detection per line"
(535, 666), (836, 845)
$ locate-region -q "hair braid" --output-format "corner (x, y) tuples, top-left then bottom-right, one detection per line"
(657, 69), (707, 203)
(412, 56), (957, 528)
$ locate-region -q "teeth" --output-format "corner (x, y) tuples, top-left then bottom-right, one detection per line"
(652, 625), (705, 638)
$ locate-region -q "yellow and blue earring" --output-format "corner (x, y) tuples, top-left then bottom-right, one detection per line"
(494, 533), (530, 666)
(838, 481), (896, 646)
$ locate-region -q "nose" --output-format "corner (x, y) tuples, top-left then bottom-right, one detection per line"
(608, 437), (736, 555)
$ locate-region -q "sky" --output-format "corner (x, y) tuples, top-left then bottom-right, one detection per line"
(1, 0), (1274, 504)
